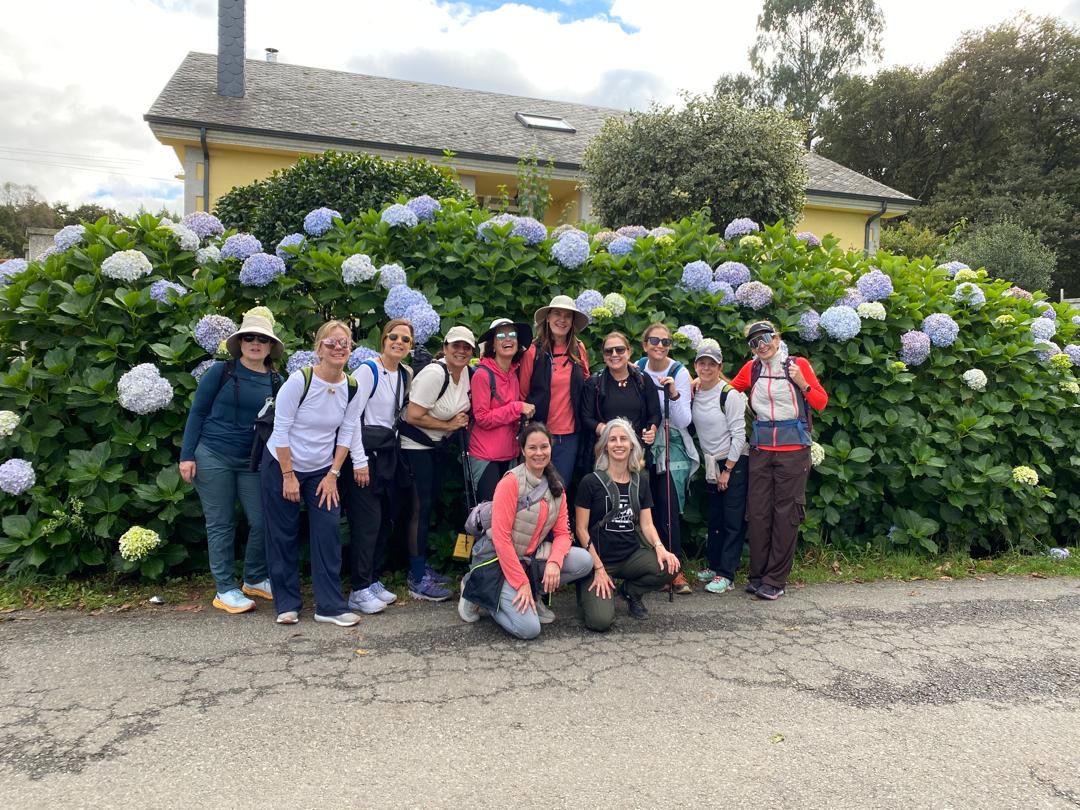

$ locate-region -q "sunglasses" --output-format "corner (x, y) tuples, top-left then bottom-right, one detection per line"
(386, 333), (413, 344)
(494, 331), (518, 341)
(603, 345), (628, 356)
(646, 336), (673, 347)
(320, 337), (351, 350)
(748, 333), (775, 349)
(241, 335), (272, 344)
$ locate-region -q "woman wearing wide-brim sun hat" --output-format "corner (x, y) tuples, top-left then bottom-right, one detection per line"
(179, 312), (284, 615)
(517, 295), (591, 487)
(468, 317), (535, 502)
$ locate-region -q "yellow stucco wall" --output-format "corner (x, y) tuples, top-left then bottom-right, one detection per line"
(208, 148), (309, 205)
(796, 208), (869, 252)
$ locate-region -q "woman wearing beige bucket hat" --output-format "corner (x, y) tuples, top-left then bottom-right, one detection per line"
(179, 312), (284, 614)
(518, 295), (591, 487)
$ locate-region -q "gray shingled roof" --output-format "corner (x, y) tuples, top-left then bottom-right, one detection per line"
(146, 52), (915, 202)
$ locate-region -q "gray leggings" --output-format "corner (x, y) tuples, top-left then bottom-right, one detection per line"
(492, 547), (593, 640)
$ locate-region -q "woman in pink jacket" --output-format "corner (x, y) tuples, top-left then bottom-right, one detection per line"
(468, 318), (536, 501)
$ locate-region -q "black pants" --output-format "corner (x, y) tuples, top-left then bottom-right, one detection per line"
(339, 455), (400, 590)
(705, 456), (749, 581)
(402, 447), (446, 580)
(648, 457), (682, 558)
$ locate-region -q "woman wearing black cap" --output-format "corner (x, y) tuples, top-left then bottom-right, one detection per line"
(729, 321), (828, 600)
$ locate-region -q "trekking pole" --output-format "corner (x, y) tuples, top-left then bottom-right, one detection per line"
(663, 386), (673, 603)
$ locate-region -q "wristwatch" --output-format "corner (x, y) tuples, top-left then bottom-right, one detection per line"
(329, 468), (341, 478)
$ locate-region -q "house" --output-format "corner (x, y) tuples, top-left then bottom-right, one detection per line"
(145, 6), (916, 251)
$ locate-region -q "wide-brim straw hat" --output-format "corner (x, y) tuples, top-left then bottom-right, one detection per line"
(225, 314), (284, 359)
(533, 294), (588, 332)
(479, 317), (533, 350)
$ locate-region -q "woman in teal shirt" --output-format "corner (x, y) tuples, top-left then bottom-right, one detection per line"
(179, 313), (283, 614)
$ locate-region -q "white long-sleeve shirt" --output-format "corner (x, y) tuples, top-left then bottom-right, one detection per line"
(349, 359), (409, 469)
(692, 382), (749, 468)
(639, 359), (693, 429)
(269, 369), (363, 473)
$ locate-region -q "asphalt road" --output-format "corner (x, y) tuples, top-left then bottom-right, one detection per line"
(1, 576), (1078, 809)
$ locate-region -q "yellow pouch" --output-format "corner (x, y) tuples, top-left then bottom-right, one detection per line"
(452, 532), (475, 561)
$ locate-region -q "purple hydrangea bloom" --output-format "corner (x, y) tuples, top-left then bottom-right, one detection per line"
(707, 280), (735, 304)
(0, 458), (35, 495)
(680, 260), (712, 291)
(404, 302), (441, 344)
(117, 363), (174, 414)
(836, 287), (866, 309)
(856, 269), (893, 302)
(303, 207), (341, 236)
(938, 261), (969, 278)
(1004, 286), (1033, 300)
(511, 216), (547, 245)
(592, 230), (617, 247)
(676, 325), (703, 348)
(921, 313), (960, 347)
(724, 218), (760, 240)
(347, 346), (380, 371)
(406, 195), (441, 222)
(381, 203), (419, 228)
(477, 213), (517, 242)
(1035, 340), (1061, 363)
(53, 224), (85, 251)
(796, 231), (821, 247)
(798, 310), (822, 341)
(714, 261), (751, 287)
(181, 211), (224, 239)
(952, 282), (986, 308)
(220, 233), (263, 261)
(899, 330), (931, 366)
(551, 233), (590, 269)
(1063, 344), (1080, 368)
(239, 253), (286, 287)
(648, 226), (675, 239)
(1030, 318), (1057, 341)
(576, 289), (604, 322)
(0, 258), (28, 284)
(377, 263), (407, 289)
(191, 359), (215, 380)
(608, 236), (635, 256)
(287, 351), (319, 375)
(275, 233), (306, 261)
(194, 314), (238, 354)
(616, 225), (648, 239)
(735, 281), (774, 310)
(149, 280), (188, 303)
(552, 225), (588, 242)
(1035, 302), (1056, 319)
(384, 285), (428, 319)
(36, 245), (58, 261)
(820, 306), (862, 341)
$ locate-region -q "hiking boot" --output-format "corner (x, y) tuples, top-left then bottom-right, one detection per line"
(212, 589), (255, 614)
(408, 573), (451, 602)
(425, 565), (452, 585)
(241, 579), (273, 600)
(756, 584), (785, 601)
(620, 583), (648, 619)
(314, 612), (361, 627)
(672, 572), (692, 594)
(535, 599), (555, 625)
(275, 611), (299, 625)
(705, 575), (735, 594)
(695, 568), (717, 583)
(745, 578), (762, 595)
(347, 587), (386, 615)
(369, 581), (397, 604)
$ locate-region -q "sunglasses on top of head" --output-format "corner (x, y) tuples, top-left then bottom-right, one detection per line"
(748, 333), (775, 349)
(241, 335), (272, 344)
(646, 336), (673, 347)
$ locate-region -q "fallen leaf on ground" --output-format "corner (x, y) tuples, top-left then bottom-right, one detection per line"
(354, 648), (370, 656)
(770, 733), (785, 743)
(831, 561), (841, 574)
(173, 603), (204, 612)
(939, 575), (953, 581)
(908, 590), (920, 597)
(1030, 572), (1047, 579)
(974, 576), (986, 582)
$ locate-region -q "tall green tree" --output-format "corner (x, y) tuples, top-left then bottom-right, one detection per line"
(749, 0), (884, 146)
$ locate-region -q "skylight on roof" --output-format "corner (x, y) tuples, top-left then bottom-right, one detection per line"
(515, 112), (576, 133)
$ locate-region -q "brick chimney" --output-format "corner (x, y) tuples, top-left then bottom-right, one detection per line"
(217, 0), (245, 98)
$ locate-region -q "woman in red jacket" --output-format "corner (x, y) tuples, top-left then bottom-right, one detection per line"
(729, 321), (828, 600)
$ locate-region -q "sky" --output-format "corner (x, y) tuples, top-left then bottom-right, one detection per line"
(1, 0), (1079, 217)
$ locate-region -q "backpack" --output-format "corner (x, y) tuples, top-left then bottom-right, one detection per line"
(359, 359), (411, 421)
(396, 360), (475, 449)
(464, 475), (550, 538)
(588, 469), (644, 541)
(213, 359), (284, 422)
(749, 358), (813, 432)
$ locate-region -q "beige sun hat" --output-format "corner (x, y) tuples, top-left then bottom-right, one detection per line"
(225, 314), (284, 359)
(533, 294), (588, 332)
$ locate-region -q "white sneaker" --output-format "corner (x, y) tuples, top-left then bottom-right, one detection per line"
(314, 612), (361, 627)
(348, 587), (386, 615)
(369, 581), (397, 604)
(535, 599), (555, 625)
(275, 611), (299, 625)
(457, 574), (480, 623)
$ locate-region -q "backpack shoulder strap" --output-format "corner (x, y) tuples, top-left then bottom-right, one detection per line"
(627, 472), (642, 517)
(362, 359), (379, 390)
(668, 360), (684, 379)
(346, 373), (358, 403)
(719, 383), (733, 410)
(750, 359), (762, 389)
(213, 359), (237, 397)
(297, 366), (315, 408)
(475, 364), (499, 402)
(436, 362), (451, 402)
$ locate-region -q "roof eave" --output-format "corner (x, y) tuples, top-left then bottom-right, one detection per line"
(806, 187), (920, 207)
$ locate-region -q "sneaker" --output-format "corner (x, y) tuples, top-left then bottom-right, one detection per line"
(212, 589), (255, 614)
(408, 573), (451, 602)
(695, 568), (717, 583)
(756, 584), (785, 601)
(745, 579), (762, 595)
(348, 587), (386, 615)
(241, 579), (273, 600)
(275, 611), (299, 625)
(705, 576), (735, 594)
(535, 599), (555, 625)
(425, 565), (452, 584)
(314, 612), (361, 627)
(620, 583), (648, 619)
(458, 593), (481, 623)
(672, 572), (692, 595)
(369, 581), (397, 605)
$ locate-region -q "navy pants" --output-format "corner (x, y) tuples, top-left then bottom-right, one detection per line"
(260, 449), (349, 616)
(705, 455), (749, 581)
(648, 459), (682, 558)
(550, 433), (578, 490)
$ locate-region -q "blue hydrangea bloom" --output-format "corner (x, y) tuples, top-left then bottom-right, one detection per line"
(836, 287), (866, 309)
(406, 195), (441, 222)
(938, 261), (969, 278)
(181, 211), (224, 239)
(377, 263), (407, 289)
(149, 280), (188, 303)
(680, 260), (713, 291)
(707, 280), (735, 304)
(191, 359), (215, 380)
(798, 310), (822, 341)
(341, 253), (377, 285)
(275, 233), (306, 261)
(1072, 315), (1080, 327)
(0, 258), (28, 284)
(616, 225), (649, 239)
(194, 314), (237, 354)
(921, 313), (960, 347)
(820, 306), (862, 341)
(54, 224), (85, 252)
(735, 281), (774, 310)
(576, 290), (604, 322)
(239, 253), (286, 287)
(856, 269), (893, 301)
(676, 325), (703, 348)
(714, 261), (751, 287)
(1035, 302), (1057, 319)
(220, 233), (263, 260)
(117, 363), (174, 415)
(0, 458), (35, 495)
(477, 213), (517, 242)
(303, 207), (341, 236)
(347, 346), (381, 371)
(287, 351), (319, 375)
(381, 204), (419, 228)
(1030, 318), (1057, 341)
(404, 302), (441, 344)
(952, 282), (986, 308)
(1034, 340), (1061, 363)
(551, 234), (590, 269)
(648, 226), (675, 239)
(796, 231), (821, 247)
(511, 216), (548, 245)
(899, 330), (931, 366)
(608, 236), (635, 256)
(1062, 344), (1080, 367)
(384, 285), (428, 319)
(724, 218), (760, 240)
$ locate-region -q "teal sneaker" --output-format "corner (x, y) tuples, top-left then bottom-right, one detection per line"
(695, 568), (717, 583)
(212, 589), (255, 614)
(705, 576), (734, 594)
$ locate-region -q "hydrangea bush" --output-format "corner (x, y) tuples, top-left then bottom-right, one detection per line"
(0, 204), (1077, 579)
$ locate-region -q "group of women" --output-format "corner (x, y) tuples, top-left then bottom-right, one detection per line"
(179, 295), (827, 634)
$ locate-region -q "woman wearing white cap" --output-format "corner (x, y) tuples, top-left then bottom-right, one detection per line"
(179, 312), (283, 615)
(399, 325), (476, 601)
(518, 295), (591, 487)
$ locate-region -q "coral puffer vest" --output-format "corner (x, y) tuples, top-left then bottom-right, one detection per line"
(507, 464), (562, 558)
